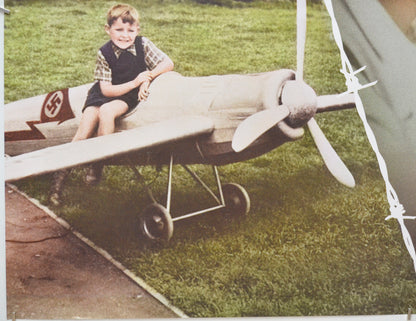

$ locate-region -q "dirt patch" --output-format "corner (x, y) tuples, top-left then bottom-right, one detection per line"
(6, 185), (181, 319)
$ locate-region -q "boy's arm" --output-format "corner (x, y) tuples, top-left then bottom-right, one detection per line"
(138, 57), (174, 101)
(99, 57), (173, 98)
(101, 56), (173, 99)
(142, 37), (174, 80)
(149, 56), (174, 80)
(95, 49), (151, 98)
(100, 71), (151, 97)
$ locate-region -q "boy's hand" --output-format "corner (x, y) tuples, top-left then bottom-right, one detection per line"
(138, 80), (150, 101)
(134, 71), (152, 87)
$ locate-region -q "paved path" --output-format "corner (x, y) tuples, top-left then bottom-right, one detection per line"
(5, 185), (182, 319)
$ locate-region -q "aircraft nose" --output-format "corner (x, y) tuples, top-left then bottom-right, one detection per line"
(281, 80), (317, 128)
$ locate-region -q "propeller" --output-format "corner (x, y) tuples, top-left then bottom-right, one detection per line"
(231, 0), (355, 188)
(296, 0), (355, 188)
(307, 117), (355, 187)
(231, 79), (318, 153)
(232, 106), (290, 153)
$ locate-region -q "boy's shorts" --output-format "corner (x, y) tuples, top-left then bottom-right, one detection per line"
(82, 82), (139, 113)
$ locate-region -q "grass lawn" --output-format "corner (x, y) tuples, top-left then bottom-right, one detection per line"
(4, 0), (416, 317)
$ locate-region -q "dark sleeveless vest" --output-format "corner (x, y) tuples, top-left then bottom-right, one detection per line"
(100, 36), (147, 85)
(83, 36), (147, 111)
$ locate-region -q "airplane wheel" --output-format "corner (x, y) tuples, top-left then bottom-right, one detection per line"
(222, 183), (250, 217)
(139, 203), (173, 242)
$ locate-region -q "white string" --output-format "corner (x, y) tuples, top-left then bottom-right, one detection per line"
(296, 0), (307, 81)
(322, 0), (416, 271)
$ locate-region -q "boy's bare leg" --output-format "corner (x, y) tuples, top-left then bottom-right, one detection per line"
(50, 106), (100, 205)
(49, 169), (71, 206)
(73, 106), (100, 141)
(97, 100), (129, 136)
(84, 100), (129, 185)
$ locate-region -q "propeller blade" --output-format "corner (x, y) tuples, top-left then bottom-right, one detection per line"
(307, 118), (355, 188)
(295, 2), (355, 187)
(232, 106), (290, 153)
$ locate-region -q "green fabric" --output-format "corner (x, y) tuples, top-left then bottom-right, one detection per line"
(333, 0), (416, 240)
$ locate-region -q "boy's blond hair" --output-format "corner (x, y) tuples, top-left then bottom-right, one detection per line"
(107, 4), (139, 27)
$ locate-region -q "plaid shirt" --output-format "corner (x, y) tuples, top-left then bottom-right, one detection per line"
(93, 37), (168, 82)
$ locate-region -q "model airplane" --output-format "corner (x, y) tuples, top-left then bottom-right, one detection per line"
(4, 68), (355, 243)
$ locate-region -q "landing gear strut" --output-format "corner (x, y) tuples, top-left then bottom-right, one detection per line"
(133, 155), (250, 244)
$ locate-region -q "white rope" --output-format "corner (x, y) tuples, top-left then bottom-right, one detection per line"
(322, 0), (416, 271)
(296, 0), (307, 81)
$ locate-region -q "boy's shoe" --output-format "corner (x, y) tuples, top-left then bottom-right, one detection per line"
(85, 163), (104, 186)
(49, 169), (70, 206)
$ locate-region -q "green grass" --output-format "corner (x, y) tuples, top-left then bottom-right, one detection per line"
(5, 0), (416, 317)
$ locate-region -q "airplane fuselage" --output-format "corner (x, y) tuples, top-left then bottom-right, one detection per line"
(4, 70), (306, 167)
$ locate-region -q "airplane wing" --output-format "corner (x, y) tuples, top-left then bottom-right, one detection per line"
(5, 116), (214, 182)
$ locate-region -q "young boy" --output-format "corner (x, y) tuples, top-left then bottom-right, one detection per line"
(50, 3), (174, 205)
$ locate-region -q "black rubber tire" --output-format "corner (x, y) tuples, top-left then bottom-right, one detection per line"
(222, 183), (250, 217)
(139, 203), (174, 243)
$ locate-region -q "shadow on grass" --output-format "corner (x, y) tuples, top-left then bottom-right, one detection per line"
(13, 154), (386, 255)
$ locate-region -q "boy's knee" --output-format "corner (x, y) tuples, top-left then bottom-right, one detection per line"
(83, 106), (100, 119)
(99, 103), (116, 120)
(79, 109), (98, 128)
(99, 100), (128, 121)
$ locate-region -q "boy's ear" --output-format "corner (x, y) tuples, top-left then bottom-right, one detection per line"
(105, 24), (111, 35)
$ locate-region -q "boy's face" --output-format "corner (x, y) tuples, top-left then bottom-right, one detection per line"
(105, 17), (139, 49)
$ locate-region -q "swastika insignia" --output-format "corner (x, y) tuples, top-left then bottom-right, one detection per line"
(44, 91), (64, 119)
